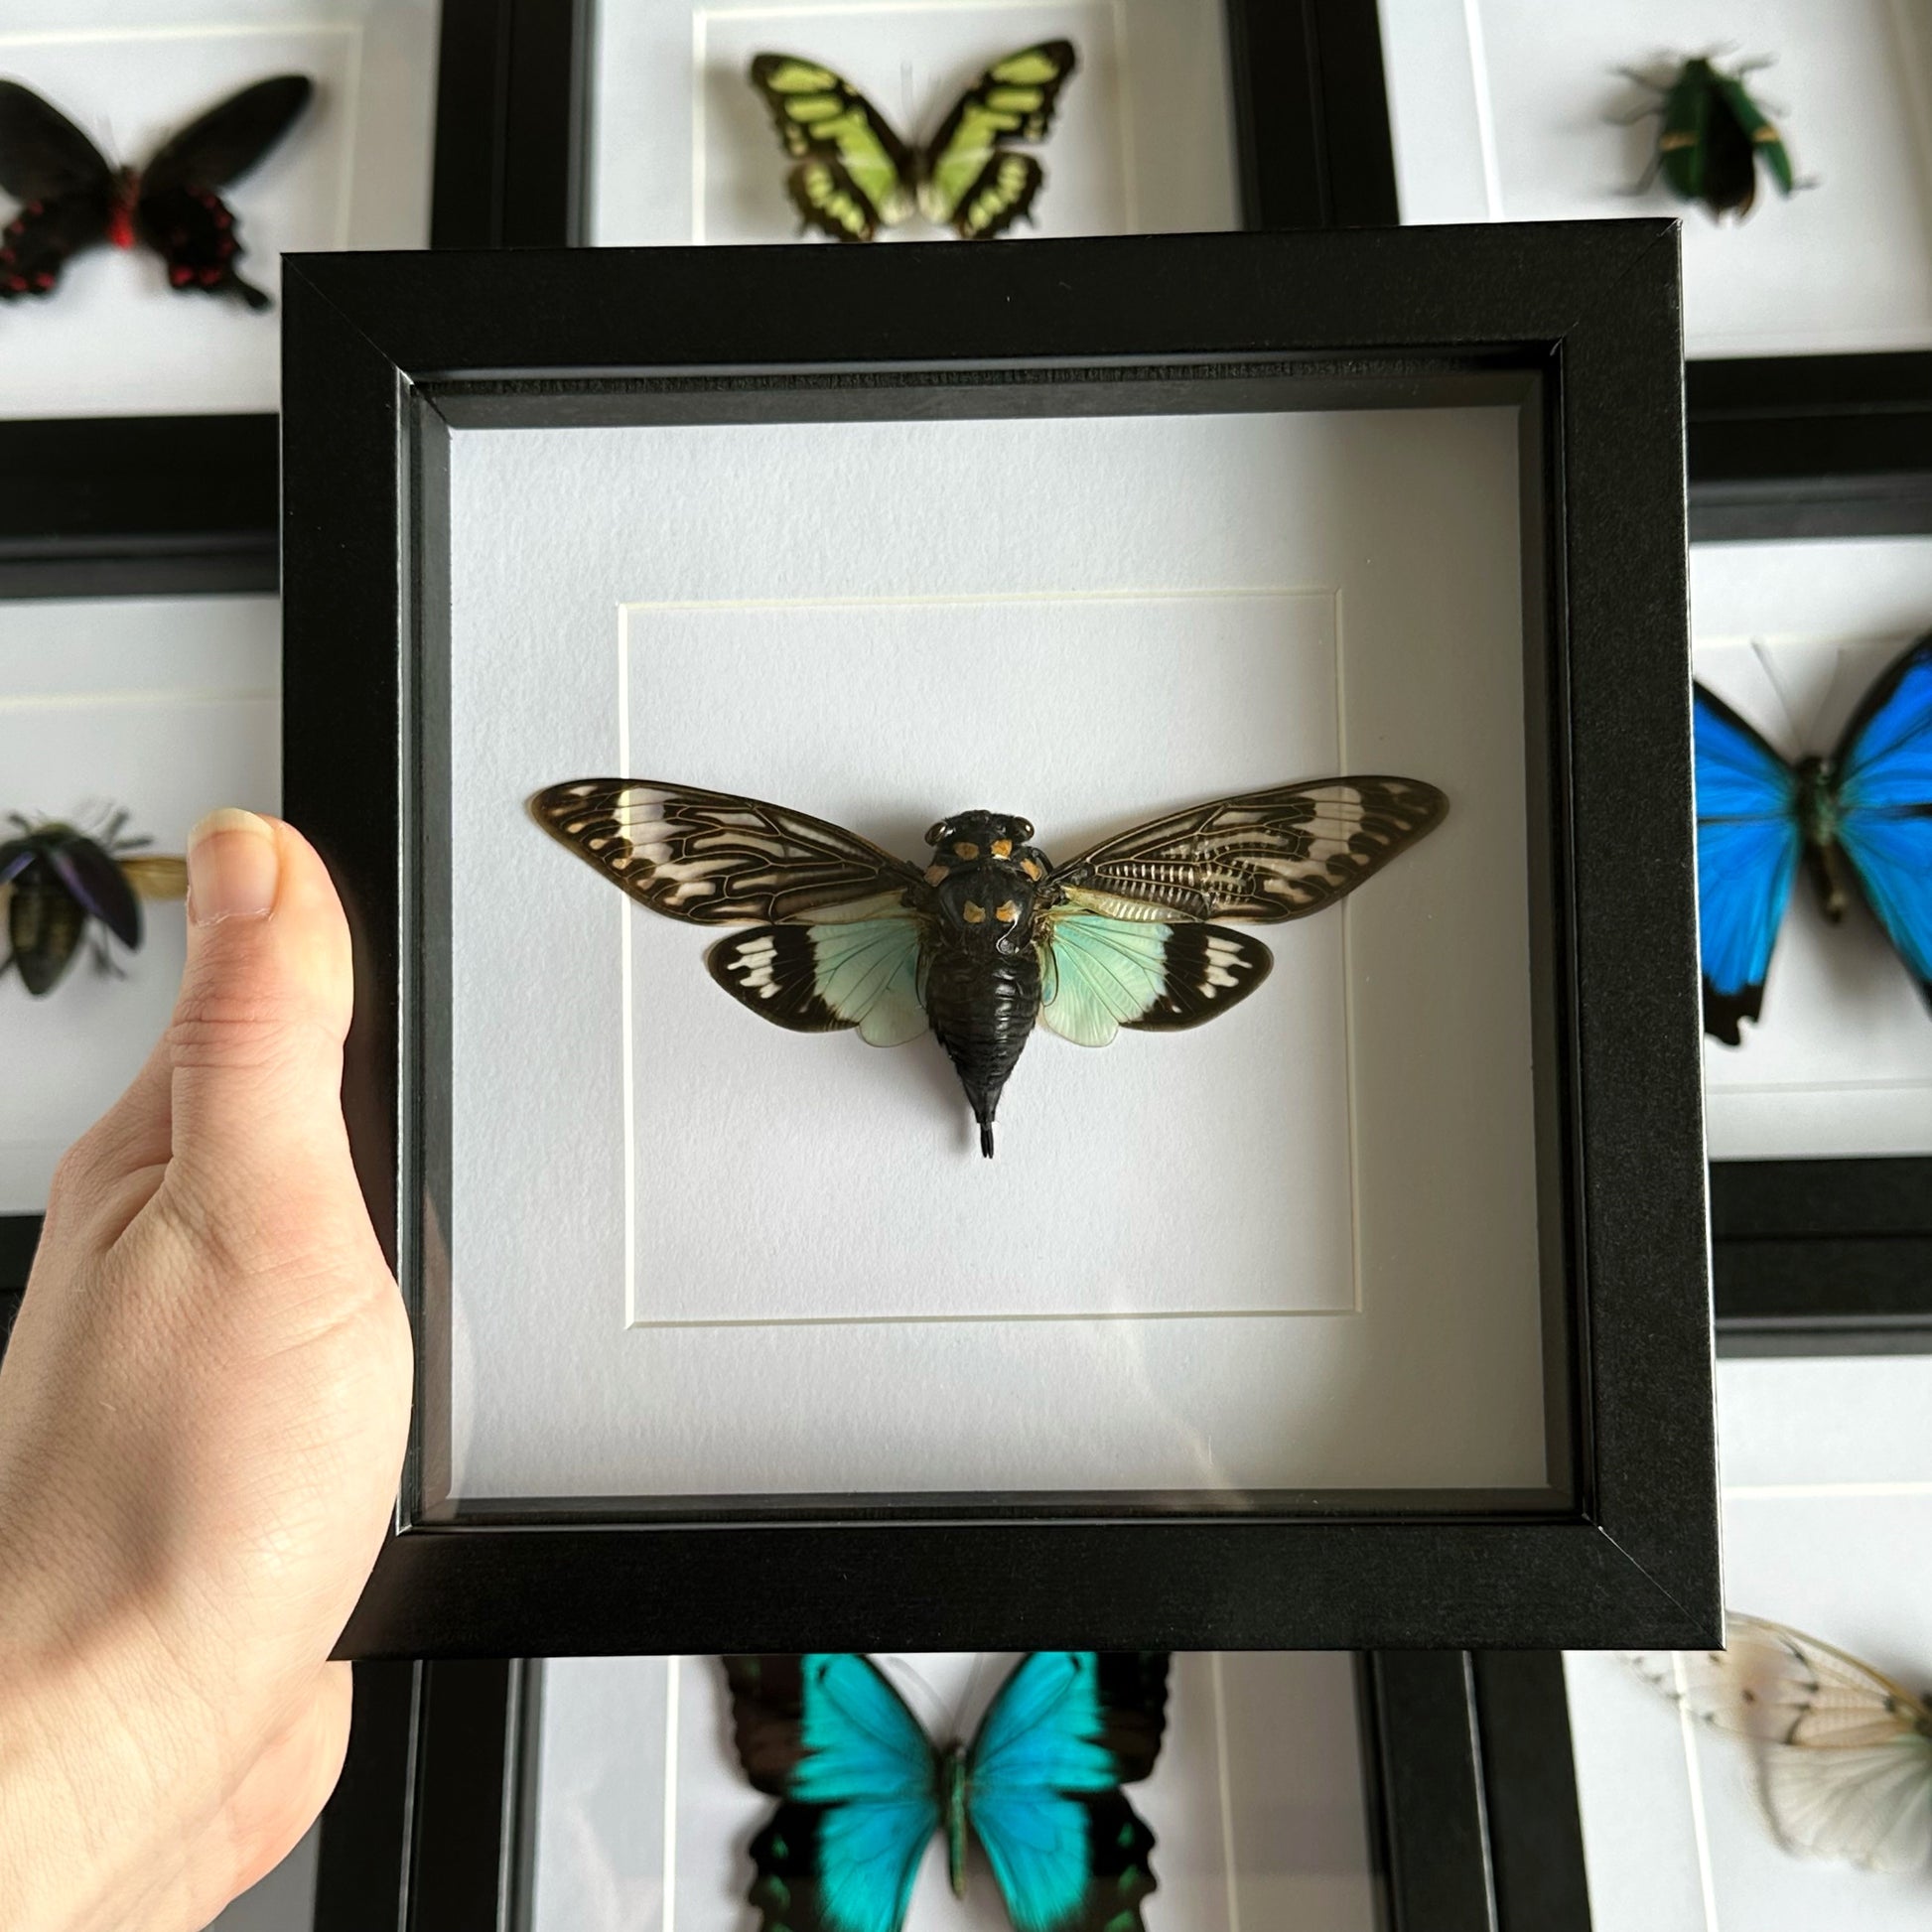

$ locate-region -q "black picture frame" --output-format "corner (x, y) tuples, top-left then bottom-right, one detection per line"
(314, 1649), (1590, 1932)
(1224, 0), (1400, 229)
(1687, 419), (1932, 1357)
(281, 220), (1717, 1657)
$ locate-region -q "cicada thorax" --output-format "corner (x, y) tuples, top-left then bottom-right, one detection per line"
(7, 856), (88, 995)
(917, 810), (1054, 1158)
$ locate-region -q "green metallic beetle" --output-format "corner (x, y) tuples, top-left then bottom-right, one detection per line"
(1618, 53), (1798, 220)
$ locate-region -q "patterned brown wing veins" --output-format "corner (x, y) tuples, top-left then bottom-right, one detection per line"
(530, 779), (925, 924)
(1048, 777), (1449, 923)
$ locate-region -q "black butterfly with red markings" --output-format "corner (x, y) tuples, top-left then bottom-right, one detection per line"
(0, 73), (313, 310)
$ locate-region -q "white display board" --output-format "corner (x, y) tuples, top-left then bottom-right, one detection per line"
(1379, 0), (1932, 358)
(528, 1652), (1377, 1932)
(590, 0), (1241, 245)
(1568, 1355), (1932, 1931)
(0, 594), (279, 1210)
(1691, 537), (1932, 1161)
(0, 0), (439, 417)
(440, 401), (1550, 1501)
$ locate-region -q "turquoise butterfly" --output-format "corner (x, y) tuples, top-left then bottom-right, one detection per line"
(722, 1652), (1172, 1932)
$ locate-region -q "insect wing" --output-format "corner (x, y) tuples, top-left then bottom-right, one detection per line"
(723, 1654), (942, 1932)
(1050, 777), (1447, 925)
(532, 779), (925, 925)
(136, 74), (310, 310)
(0, 79), (110, 199)
(920, 42), (1078, 238)
(1714, 71), (1795, 197)
(747, 55), (914, 238)
(1831, 634), (1932, 1002)
(1657, 63), (1716, 207)
(967, 1652), (1171, 1932)
(1693, 685), (1802, 1042)
(708, 915), (928, 1044)
(117, 853), (188, 900)
(0, 834), (40, 888)
(0, 80), (113, 299)
(139, 75), (313, 194)
(47, 833), (141, 947)
(1037, 911), (1271, 1046)
(1638, 1616), (1932, 1871)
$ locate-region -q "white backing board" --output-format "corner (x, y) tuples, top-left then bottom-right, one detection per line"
(1567, 1355), (1932, 1932)
(589, 0), (1240, 245)
(528, 1652), (1377, 1932)
(0, 594), (280, 1211)
(1379, 0), (1932, 358)
(1691, 538), (1932, 1161)
(0, 0), (438, 417)
(442, 402), (1548, 1500)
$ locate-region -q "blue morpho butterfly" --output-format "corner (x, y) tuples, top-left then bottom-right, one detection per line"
(532, 776), (1447, 1156)
(1694, 632), (1932, 1043)
(722, 1652), (1172, 1932)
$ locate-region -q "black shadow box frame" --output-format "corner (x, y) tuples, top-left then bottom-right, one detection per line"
(281, 219), (1717, 1657)
(315, 1650), (1589, 1932)
(1689, 432), (1932, 1357)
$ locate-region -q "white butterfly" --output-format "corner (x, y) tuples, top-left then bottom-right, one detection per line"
(1632, 1612), (1932, 1872)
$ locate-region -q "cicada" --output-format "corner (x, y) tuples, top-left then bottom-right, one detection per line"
(1617, 53), (1798, 220)
(533, 776), (1447, 1156)
(0, 810), (187, 996)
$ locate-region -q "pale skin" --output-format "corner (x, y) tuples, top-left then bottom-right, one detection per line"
(0, 811), (411, 1932)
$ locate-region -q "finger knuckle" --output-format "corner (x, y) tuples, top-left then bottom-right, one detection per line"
(168, 981), (291, 1071)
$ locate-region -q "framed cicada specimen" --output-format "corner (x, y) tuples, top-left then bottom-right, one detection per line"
(284, 222), (1716, 1658)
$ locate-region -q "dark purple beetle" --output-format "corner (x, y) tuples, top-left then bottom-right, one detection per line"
(0, 810), (184, 996)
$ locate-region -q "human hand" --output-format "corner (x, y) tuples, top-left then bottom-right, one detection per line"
(0, 811), (411, 1932)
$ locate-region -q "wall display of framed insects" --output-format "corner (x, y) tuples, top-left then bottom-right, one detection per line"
(279, 221), (1716, 1656)
(314, 1647), (1590, 1932)
(1376, 0), (1932, 361)
(0, 0), (441, 418)
(1567, 1354), (1932, 1930)
(0, 590), (278, 1203)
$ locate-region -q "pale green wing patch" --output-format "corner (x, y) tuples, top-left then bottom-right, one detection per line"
(1040, 911), (1275, 1045)
(919, 40), (1077, 233)
(1037, 910), (1176, 1047)
(748, 52), (914, 234)
(707, 916), (927, 1044)
(811, 915), (928, 1045)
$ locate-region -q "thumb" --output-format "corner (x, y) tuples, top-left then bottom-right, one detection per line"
(164, 810), (357, 1197)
